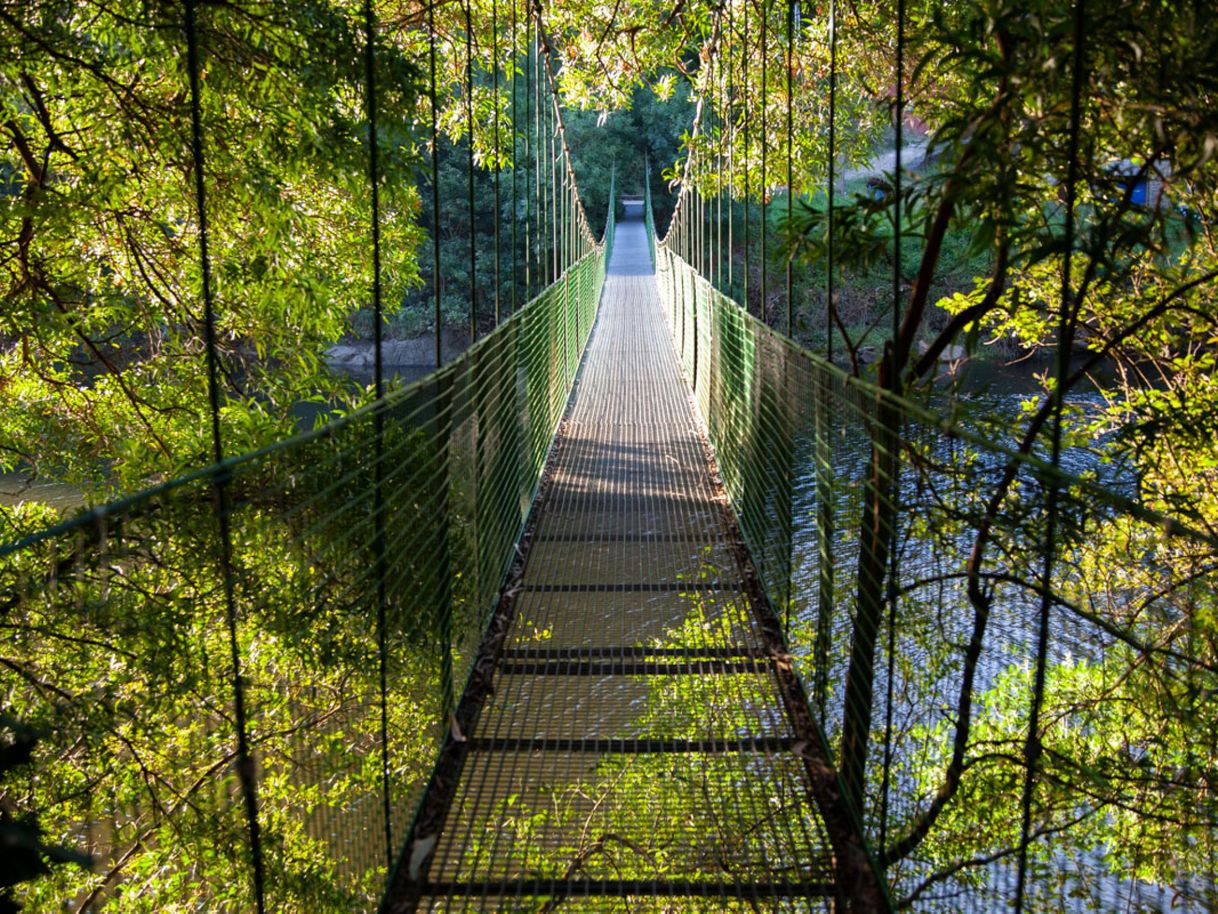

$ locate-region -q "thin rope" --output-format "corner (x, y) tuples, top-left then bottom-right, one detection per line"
(183, 3), (266, 909)
(1016, 0), (1087, 907)
(429, 1), (443, 369)
(360, 0), (393, 871)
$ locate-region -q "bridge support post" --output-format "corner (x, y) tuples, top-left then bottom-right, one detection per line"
(563, 270), (571, 383)
(691, 273), (699, 395)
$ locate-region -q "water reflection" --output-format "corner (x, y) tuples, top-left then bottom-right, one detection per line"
(0, 472), (84, 511)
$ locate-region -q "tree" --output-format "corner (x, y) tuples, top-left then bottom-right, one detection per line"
(1, 0), (422, 499)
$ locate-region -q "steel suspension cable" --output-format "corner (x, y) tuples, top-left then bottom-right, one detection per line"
(360, 0), (393, 870)
(715, 47), (723, 292)
(813, 0), (839, 720)
(760, 0), (769, 323)
(550, 86), (558, 281)
(687, 185), (693, 263)
(826, 0), (836, 364)
(182, 3), (266, 909)
(429, 0), (453, 727)
(510, 0), (518, 314)
(563, 155), (570, 270)
(539, 42), (548, 285)
(891, 0), (904, 371)
(492, 0), (502, 326)
(785, 0), (794, 337)
(543, 46), (552, 285)
(525, 23), (534, 298)
(878, 0), (906, 854)
(657, 6), (723, 263)
(727, 0), (735, 297)
(1015, 1), (1088, 907)
(781, 0), (796, 636)
(533, 20), (542, 289)
(545, 22), (551, 281)
(429, 1), (443, 369)
(558, 108), (567, 273)
(741, 0), (751, 314)
(698, 187), (704, 276)
(464, 0), (478, 342)
(535, 19), (600, 253)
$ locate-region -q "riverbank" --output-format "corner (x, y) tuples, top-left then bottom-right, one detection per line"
(326, 328), (476, 386)
(0, 473), (85, 512)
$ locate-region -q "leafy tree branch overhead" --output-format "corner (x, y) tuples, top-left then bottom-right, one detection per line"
(1, 0), (424, 493)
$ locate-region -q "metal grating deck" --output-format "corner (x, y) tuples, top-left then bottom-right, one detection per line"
(389, 209), (836, 912)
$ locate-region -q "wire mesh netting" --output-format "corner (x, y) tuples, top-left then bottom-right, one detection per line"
(655, 203), (1218, 910)
(0, 246), (604, 912)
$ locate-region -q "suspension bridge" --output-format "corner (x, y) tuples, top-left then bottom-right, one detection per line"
(3, 2), (1217, 913)
(384, 202), (843, 911)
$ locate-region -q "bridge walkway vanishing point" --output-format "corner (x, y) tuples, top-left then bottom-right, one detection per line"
(385, 206), (838, 912)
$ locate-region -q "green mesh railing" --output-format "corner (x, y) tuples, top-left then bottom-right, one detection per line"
(644, 164), (657, 268)
(0, 245), (605, 912)
(652, 203), (1218, 910)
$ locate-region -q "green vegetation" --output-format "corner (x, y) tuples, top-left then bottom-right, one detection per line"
(0, 0), (423, 497)
(2, 0), (1217, 910)
(644, 0), (1218, 906)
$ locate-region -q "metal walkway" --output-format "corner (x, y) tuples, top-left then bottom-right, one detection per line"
(391, 208), (835, 912)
